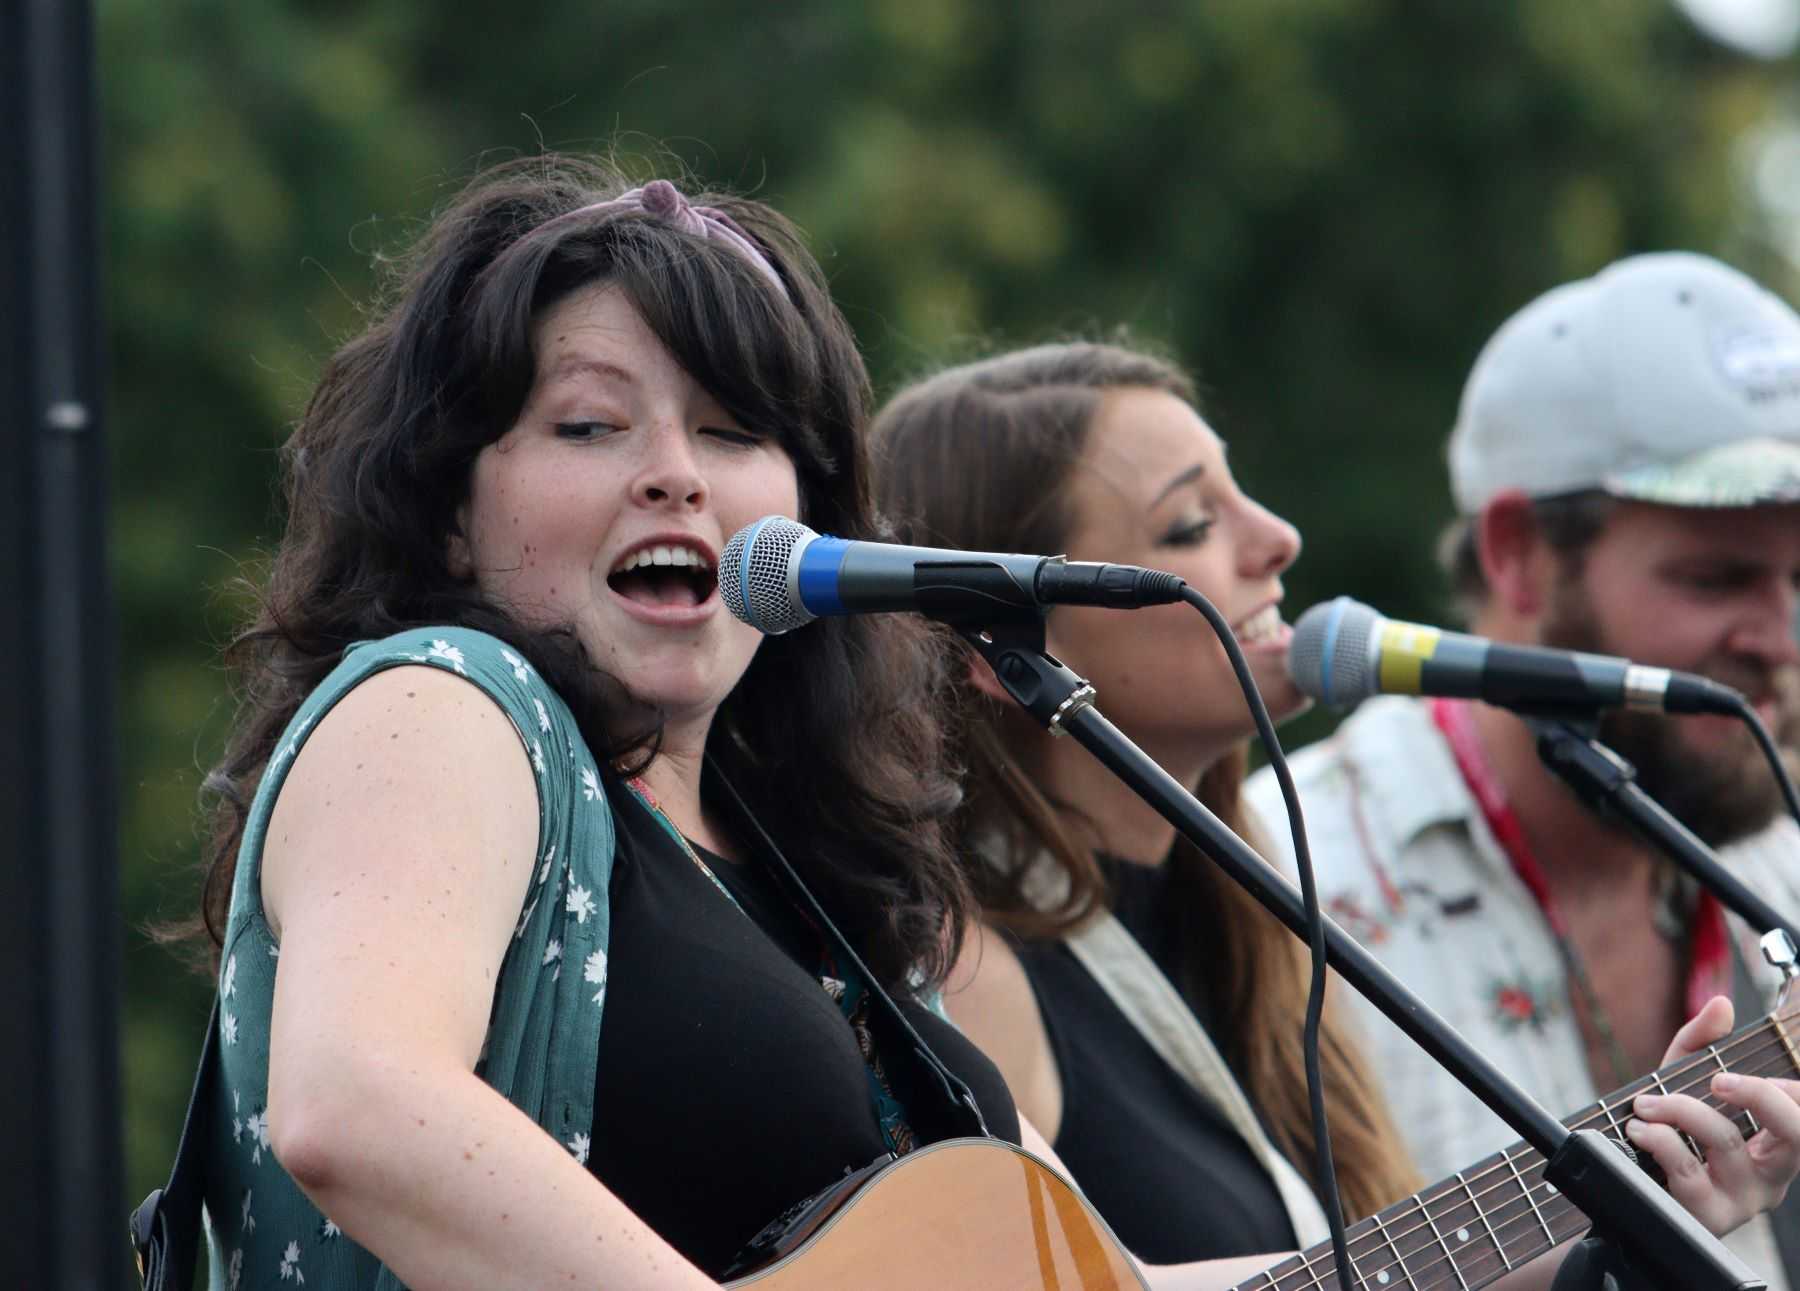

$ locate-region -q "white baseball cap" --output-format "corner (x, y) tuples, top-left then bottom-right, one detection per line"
(1449, 252), (1800, 515)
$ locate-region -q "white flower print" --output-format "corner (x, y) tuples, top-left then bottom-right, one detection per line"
(534, 697), (551, 733)
(538, 844), (556, 886)
(513, 895), (539, 941)
(319, 1217), (341, 1241)
(221, 1011), (239, 1047)
(279, 1238), (305, 1282)
(543, 939), (562, 967)
(241, 1189), (255, 1234)
(585, 948), (608, 1008)
(426, 639), (467, 675)
(580, 766), (600, 801)
(227, 1248), (243, 1291)
(500, 648), (532, 683)
(567, 1132), (590, 1165)
(566, 884), (596, 925)
(246, 1109), (271, 1165)
(220, 953), (237, 1000)
(269, 943), (280, 959)
(532, 740), (546, 776)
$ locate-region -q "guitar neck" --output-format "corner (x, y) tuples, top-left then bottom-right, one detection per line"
(1232, 1006), (1800, 1291)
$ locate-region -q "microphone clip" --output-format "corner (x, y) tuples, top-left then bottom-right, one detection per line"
(957, 618), (1097, 738)
(1528, 716), (1800, 946)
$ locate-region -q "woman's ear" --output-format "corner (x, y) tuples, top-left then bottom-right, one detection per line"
(1475, 490), (1551, 619)
(446, 508), (472, 580)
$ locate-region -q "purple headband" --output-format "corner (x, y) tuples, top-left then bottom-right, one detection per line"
(535, 179), (790, 302)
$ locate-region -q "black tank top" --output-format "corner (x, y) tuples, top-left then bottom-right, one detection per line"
(587, 781), (1019, 1278)
(1013, 857), (1301, 1264)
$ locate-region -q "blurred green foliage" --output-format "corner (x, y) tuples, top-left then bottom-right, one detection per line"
(107, 0), (1798, 1254)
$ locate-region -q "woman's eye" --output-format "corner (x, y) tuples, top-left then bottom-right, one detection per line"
(554, 421), (620, 441)
(704, 425), (766, 448)
(1162, 518), (1215, 546)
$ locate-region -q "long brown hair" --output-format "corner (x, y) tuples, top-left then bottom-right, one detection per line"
(873, 340), (1419, 1220)
(180, 155), (969, 994)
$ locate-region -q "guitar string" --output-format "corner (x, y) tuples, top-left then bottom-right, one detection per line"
(1249, 1022), (1799, 1291)
(1260, 1026), (1792, 1291)
(1256, 1041), (1796, 1291)
(1261, 1042), (1793, 1291)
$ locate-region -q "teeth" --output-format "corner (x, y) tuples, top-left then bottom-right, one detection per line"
(1236, 606), (1285, 643)
(613, 544), (712, 575)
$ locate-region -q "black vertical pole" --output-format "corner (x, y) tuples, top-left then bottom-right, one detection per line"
(1, 0), (124, 1287)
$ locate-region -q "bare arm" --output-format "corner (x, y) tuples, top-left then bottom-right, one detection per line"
(261, 665), (716, 1290)
(953, 929), (1291, 1288)
(943, 924), (1065, 1139)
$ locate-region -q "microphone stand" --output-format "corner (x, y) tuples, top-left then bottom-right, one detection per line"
(1526, 715), (1800, 946)
(957, 616), (1763, 1291)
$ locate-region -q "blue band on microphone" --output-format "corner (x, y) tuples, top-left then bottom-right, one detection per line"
(797, 536), (850, 614)
(1319, 598), (1346, 707)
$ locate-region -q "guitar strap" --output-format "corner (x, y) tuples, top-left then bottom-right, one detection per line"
(1731, 935), (1800, 1291)
(1061, 910), (1333, 1248)
(708, 759), (992, 1146)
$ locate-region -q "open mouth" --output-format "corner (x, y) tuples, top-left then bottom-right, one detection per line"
(607, 543), (718, 609)
(1234, 604), (1287, 645)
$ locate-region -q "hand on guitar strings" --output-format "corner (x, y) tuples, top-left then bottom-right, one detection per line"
(1623, 995), (1800, 1234)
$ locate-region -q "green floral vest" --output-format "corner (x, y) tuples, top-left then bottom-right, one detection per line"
(201, 627), (613, 1289)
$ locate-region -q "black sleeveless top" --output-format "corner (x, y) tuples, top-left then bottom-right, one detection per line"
(587, 782), (1020, 1278)
(1013, 857), (1301, 1264)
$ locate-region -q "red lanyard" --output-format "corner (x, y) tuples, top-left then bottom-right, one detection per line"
(1431, 698), (1729, 1024)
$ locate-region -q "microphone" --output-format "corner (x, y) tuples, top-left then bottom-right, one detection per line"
(1288, 596), (1741, 717)
(718, 516), (1186, 634)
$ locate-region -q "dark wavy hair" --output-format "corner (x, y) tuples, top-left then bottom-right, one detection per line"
(873, 340), (1419, 1219)
(188, 154), (967, 993)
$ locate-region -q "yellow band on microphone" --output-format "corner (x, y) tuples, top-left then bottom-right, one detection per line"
(1377, 621), (1441, 695)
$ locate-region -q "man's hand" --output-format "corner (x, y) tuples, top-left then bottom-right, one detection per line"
(1623, 995), (1800, 1234)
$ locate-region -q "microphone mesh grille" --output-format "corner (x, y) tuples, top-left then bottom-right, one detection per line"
(718, 528), (753, 622)
(718, 516), (812, 634)
(1289, 597), (1380, 705)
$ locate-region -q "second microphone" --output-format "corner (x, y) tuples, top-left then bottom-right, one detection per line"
(1288, 596), (1741, 718)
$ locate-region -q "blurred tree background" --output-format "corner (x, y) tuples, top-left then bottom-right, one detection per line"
(107, 0), (1800, 1252)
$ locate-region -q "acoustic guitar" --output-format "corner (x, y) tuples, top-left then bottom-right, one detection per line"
(725, 1002), (1800, 1290)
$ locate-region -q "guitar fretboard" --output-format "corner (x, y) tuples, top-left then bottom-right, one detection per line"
(1232, 1004), (1800, 1291)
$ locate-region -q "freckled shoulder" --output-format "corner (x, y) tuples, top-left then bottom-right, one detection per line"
(261, 663), (539, 943)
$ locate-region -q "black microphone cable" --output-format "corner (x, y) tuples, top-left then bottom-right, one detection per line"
(1722, 691), (1800, 833)
(1175, 584), (1363, 1291)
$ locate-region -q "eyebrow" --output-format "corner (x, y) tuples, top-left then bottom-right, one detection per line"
(545, 355), (637, 387)
(1151, 463), (1207, 508)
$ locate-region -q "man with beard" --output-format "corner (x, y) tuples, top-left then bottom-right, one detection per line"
(1247, 252), (1800, 1283)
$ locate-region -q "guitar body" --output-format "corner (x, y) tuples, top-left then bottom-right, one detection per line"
(726, 1138), (1149, 1290)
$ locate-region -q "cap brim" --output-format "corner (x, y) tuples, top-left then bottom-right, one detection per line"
(1601, 437), (1800, 508)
